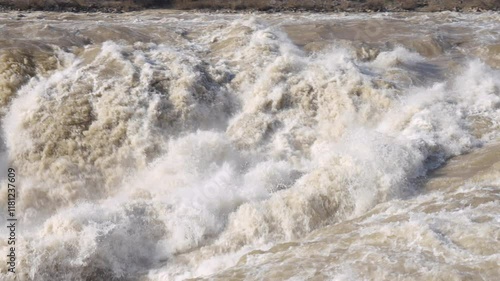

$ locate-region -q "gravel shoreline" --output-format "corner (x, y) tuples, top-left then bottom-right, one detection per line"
(0, 0), (498, 13)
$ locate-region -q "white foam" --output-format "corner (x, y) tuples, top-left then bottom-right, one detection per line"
(0, 12), (499, 281)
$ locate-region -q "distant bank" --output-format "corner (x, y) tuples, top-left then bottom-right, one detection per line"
(0, 0), (498, 13)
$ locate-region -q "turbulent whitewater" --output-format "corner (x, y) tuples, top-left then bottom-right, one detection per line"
(0, 11), (499, 281)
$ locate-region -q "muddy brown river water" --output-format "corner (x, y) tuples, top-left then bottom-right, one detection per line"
(0, 10), (499, 281)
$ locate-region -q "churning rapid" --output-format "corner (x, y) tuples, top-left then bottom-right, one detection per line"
(0, 10), (499, 281)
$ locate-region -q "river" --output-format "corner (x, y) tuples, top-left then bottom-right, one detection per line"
(0, 10), (499, 281)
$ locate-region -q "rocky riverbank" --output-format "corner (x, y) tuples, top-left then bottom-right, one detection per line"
(0, 0), (498, 13)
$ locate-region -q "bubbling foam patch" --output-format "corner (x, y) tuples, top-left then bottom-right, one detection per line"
(3, 41), (235, 221)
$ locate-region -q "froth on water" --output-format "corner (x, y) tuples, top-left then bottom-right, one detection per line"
(0, 11), (499, 281)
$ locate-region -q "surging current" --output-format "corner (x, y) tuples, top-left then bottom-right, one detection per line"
(0, 11), (499, 281)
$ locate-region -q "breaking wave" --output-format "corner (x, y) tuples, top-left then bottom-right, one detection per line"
(0, 12), (499, 281)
